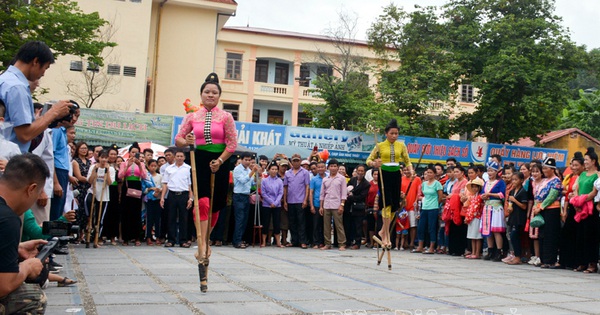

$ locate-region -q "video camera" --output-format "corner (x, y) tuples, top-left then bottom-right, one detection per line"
(25, 222), (79, 287)
(44, 100), (80, 128)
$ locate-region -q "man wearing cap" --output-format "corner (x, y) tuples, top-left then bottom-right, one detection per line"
(283, 154), (310, 248)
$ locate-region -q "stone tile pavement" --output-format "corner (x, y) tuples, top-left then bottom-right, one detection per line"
(45, 244), (600, 315)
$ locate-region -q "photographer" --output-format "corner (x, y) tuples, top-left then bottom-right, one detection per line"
(0, 41), (73, 153)
(0, 153), (50, 314)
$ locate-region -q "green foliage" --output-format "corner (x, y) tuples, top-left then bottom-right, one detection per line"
(302, 71), (389, 132)
(368, 0), (583, 143)
(568, 48), (600, 99)
(368, 5), (461, 139)
(560, 89), (600, 138)
(0, 0), (116, 70)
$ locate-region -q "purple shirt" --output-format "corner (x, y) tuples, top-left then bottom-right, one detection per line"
(320, 173), (348, 209)
(261, 176), (284, 207)
(284, 167), (310, 204)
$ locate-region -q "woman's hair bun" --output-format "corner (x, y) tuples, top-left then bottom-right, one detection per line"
(204, 72), (219, 84)
(587, 147), (595, 154)
(574, 152), (584, 159)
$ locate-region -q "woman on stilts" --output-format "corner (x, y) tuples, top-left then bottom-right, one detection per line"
(175, 73), (237, 292)
(366, 119), (412, 248)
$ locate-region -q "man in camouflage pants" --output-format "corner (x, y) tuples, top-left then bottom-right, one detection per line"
(0, 284), (47, 315)
(0, 154), (50, 314)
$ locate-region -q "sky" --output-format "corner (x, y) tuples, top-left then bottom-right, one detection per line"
(225, 0), (600, 50)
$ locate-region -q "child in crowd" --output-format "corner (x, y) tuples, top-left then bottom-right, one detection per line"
(85, 150), (115, 246)
(464, 178), (484, 259)
(394, 209), (409, 250)
(142, 159), (162, 245)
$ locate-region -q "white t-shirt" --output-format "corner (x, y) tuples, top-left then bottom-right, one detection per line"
(86, 164), (116, 201)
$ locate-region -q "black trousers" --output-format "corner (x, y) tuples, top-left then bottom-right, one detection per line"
(447, 221), (467, 255)
(102, 185), (120, 240)
(311, 211), (324, 246)
(558, 204), (578, 268)
(346, 213), (365, 247)
(575, 208), (600, 266)
(121, 180), (142, 242)
(168, 192), (189, 245)
(540, 208), (561, 265)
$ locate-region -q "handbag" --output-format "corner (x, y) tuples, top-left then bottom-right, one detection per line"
(530, 213), (545, 228)
(351, 202), (366, 215)
(125, 180), (142, 199)
(524, 218), (530, 232)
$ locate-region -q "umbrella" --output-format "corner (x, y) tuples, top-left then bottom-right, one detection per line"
(233, 144), (255, 157)
(256, 145), (312, 161)
(118, 142), (168, 159)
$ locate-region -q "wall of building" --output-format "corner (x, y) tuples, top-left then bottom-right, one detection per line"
(40, 0), (152, 112)
(151, 4), (219, 116)
(545, 133), (600, 161)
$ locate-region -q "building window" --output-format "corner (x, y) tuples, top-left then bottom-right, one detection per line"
(252, 109), (260, 123)
(274, 63), (289, 85)
(461, 84), (474, 103)
(107, 64), (120, 75)
(299, 65), (310, 87)
(70, 60), (83, 72)
(317, 65), (333, 78)
(123, 66), (137, 77)
(130, 0), (141, 3)
(223, 103), (239, 121)
(267, 110), (284, 125)
(255, 60), (268, 83)
(298, 112), (312, 126)
(87, 62), (99, 72)
(226, 53), (242, 80)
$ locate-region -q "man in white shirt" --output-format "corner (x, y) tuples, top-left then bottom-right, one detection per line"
(160, 149), (193, 247)
(158, 148), (175, 242)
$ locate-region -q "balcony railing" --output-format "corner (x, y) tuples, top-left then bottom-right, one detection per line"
(299, 87), (319, 99)
(255, 83), (292, 98)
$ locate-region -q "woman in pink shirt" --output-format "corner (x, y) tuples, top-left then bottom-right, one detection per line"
(175, 73), (237, 293)
(118, 143), (147, 246)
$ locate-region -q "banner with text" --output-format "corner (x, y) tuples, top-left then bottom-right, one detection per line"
(399, 136), (487, 165)
(284, 126), (376, 160)
(76, 108), (174, 147)
(487, 143), (568, 168)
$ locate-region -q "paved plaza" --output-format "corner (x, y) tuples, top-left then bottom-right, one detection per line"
(46, 244), (600, 315)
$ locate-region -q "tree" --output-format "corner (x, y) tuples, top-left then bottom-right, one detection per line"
(0, 0), (115, 70)
(64, 19), (121, 108)
(368, 0), (583, 143)
(568, 48), (600, 99)
(560, 89), (600, 138)
(444, 0), (583, 143)
(301, 12), (391, 132)
(368, 5), (461, 139)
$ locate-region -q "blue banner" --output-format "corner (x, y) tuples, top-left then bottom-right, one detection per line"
(236, 122), (286, 150)
(487, 143), (568, 168)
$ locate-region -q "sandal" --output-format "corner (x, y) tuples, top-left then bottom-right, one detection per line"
(164, 242), (174, 248)
(181, 243), (191, 248)
(574, 265), (586, 272)
(411, 249), (423, 253)
(214, 241), (222, 247)
(583, 268), (598, 274)
(57, 277), (77, 287)
(134, 241), (142, 246)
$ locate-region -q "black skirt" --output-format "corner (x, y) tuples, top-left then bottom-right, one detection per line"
(193, 149), (229, 212)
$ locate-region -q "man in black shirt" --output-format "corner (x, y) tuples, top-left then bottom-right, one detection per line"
(0, 153), (50, 314)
